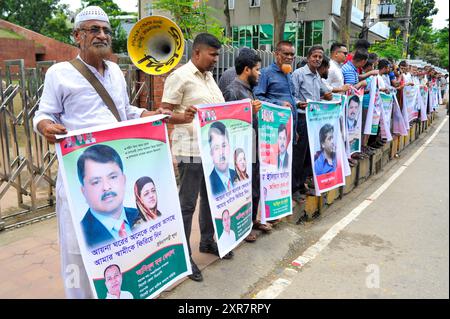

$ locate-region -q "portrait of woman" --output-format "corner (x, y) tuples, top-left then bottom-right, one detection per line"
(233, 148), (249, 182)
(134, 176), (162, 223)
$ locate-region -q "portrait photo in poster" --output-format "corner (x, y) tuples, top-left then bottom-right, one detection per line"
(195, 100), (253, 258)
(258, 102), (293, 223)
(307, 100), (346, 195)
(379, 92), (393, 141)
(55, 116), (191, 299)
(403, 85), (419, 122)
(346, 91), (364, 155)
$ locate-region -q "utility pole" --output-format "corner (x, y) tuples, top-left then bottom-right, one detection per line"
(403, 0), (412, 58)
(360, 0), (372, 40)
(293, 4), (299, 56)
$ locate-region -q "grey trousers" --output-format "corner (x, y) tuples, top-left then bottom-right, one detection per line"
(177, 157), (215, 256)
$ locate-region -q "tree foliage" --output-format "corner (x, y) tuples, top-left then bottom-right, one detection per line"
(370, 38), (404, 61)
(152, 0), (227, 42)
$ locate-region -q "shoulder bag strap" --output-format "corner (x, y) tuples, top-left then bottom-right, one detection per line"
(70, 59), (122, 122)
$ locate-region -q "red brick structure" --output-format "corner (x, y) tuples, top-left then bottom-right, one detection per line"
(0, 19), (80, 69)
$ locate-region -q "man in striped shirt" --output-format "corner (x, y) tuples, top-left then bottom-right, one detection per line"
(342, 49), (369, 87)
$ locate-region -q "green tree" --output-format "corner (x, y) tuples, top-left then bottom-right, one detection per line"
(40, 4), (73, 44)
(0, 0), (59, 32)
(369, 37), (403, 61)
(152, 0), (227, 42)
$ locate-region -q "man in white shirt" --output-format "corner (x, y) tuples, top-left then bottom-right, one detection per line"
(162, 33), (234, 283)
(33, 6), (169, 298)
(104, 264), (134, 299)
(218, 209), (236, 248)
(327, 42), (351, 93)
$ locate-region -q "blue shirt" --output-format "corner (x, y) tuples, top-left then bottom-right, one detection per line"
(342, 61), (359, 85)
(314, 151), (337, 176)
(254, 63), (298, 128)
(292, 64), (331, 114)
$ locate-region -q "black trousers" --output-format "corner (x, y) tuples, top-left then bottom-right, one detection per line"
(292, 114), (312, 193)
(252, 160), (260, 222)
(177, 157), (215, 257)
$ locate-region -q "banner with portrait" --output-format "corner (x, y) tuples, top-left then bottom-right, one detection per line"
(419, 86), (429, 121)
(431, 85), (440, 111)
(379, 92), (394, 141)
(392, 94), (409, 136)
(55, 116), (191, 299)
(364, 77), (382, 135)
(258, 101), (293, 223)
(195, 100), (253, 258)
(306, 100), (346, 195)
(345, 88), (364, 155)
(403, 85), (419, 122)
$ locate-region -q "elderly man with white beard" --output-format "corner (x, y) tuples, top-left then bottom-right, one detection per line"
(33, 6), (169, 298)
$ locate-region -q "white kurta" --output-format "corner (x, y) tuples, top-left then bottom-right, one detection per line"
(33, 56), (144, 298)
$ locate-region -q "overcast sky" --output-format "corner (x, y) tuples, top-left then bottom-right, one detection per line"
(62, 0), (448, 30)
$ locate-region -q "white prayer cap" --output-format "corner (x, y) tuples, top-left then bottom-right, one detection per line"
(74, 6), (110, 28)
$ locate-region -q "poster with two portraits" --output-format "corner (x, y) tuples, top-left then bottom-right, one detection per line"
(55, 115), (191, 299)
(195, 100), (254, 259)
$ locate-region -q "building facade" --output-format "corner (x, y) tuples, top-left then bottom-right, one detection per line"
(139, 0), (389, 56)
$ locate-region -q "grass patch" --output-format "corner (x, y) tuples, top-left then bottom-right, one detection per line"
(0, 28), (25, 39)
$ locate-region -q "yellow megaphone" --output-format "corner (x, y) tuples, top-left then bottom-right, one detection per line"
(127, 15), (185, 75)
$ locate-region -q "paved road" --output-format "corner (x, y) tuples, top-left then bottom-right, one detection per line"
(164, 114), (449, 299)
(275, 117), (449, 299)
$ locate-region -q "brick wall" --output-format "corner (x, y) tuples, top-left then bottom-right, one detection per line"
(0, 38), (36, 69)
(0, 19), (79, 63)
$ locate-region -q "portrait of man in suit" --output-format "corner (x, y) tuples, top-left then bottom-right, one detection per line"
(77, 144), (139, 248)
(208, 121), (236, 196)
(277, 123), (289, 170)
(347, 95), (360, 132)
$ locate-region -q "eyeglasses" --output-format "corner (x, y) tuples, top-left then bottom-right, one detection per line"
(80, 26), (113, 36)
(339, 51), (348, 56)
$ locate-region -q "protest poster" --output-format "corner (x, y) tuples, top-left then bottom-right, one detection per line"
(364, 77), (381, 135)
(419, 86), (429, 121)
(379, 92), (393, 141)
(345, 88), (364, 155)
(306, 100), (346, 195)
(403, 85), (419, 122)
(55, 115), (191, 299)
(431, 85), (440, 111)
(392, 94), (409, 136)
(195, 100), (253, 258)
(258, 101), (293, 223)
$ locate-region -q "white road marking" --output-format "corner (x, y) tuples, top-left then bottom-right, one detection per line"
(254, 116), (448, 299)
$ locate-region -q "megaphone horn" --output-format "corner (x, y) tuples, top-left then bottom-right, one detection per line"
(128, 16), (185, 75)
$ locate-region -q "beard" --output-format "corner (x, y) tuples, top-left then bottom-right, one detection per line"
(86, 42), (112, 59)
(248, 74), (258, 88)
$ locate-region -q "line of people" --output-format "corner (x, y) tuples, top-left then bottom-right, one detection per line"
(33, 5), (447, 298)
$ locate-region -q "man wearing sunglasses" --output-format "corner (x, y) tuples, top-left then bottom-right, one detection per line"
(33, 6), (170, 299)
(327, 42), (351, 94)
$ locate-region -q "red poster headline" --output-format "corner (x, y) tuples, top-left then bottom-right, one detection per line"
(60, 121), (167, 156)
(316, 161), (344, 191)
(198, 101), (252, 128)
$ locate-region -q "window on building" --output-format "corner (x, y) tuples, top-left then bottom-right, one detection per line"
(228, 0), (235, 10)
(249, 0), (261, 8)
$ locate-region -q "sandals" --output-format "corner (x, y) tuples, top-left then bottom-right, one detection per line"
(253, 220), (272, 232)
(244, 232), (257, 242)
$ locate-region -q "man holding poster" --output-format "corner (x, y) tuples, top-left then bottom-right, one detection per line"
(32, 6), (171, 298)
(162, 33), (233, 283)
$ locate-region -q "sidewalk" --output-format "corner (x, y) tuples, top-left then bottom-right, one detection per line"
(0, 208), (221, 298)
